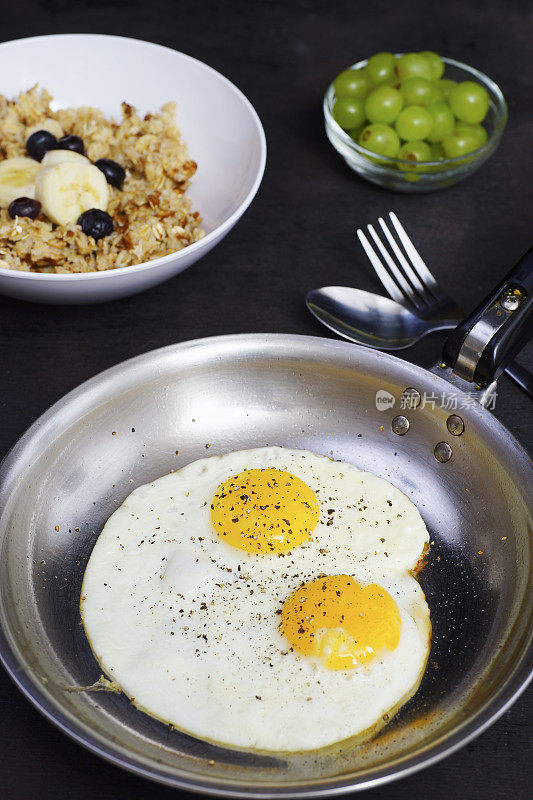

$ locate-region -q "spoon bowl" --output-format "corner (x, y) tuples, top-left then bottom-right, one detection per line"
(306, 286), (458, 350)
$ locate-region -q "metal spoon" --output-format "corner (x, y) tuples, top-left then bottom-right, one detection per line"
(306, 286), (458, 350)
(306, 285), (533, 397)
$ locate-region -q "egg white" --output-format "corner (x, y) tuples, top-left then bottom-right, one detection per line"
(81, 446), (431, 751)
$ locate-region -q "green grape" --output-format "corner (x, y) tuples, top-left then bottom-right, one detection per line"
(442, 128), (481, 158)
(400, 77), (435, 106)
(359, 123), (400, 157)
(449, 81), (490, 123)
(333, 68), (369, 98)
(348, 124), (366, 142)
(420, 51), (445, 80)
(332, 96), (367, 129)
(430, 85), (445, 103)
(426, 142), (452, 172)
(395, 105), (433, 140)
(397, 140), (432, 170)
(395, 53), (433, 83)
(436, 78), (456, 100)
(429, 143), (446, 160)
(426, 102), (455, 142)
(454, 122), (488, 147)
(365, 52), (396, 86)
(365, 85), (403, 124)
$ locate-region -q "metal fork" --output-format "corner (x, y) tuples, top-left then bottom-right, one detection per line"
(357, 212), (533, 396)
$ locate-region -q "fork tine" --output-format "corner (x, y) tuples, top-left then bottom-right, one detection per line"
(356, 229), (410, 306)
(377, 217), (429, 299)
(366, 223), (424, 308)
(388, 212), (439, 293)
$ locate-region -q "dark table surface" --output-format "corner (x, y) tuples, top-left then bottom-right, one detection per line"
(1, 1), (532, 798)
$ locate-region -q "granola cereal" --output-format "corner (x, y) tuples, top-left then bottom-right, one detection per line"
(0, 87), (203, 273)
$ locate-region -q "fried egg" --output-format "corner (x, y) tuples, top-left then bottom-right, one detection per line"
(80, 447), (431, 751)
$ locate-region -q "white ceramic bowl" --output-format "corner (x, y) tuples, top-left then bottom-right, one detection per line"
(0, 34), (266, 304)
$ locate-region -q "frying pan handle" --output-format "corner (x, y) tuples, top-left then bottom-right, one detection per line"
(442, 246), (533, 386)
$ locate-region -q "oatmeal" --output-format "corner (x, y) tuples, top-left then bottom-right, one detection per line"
(0, 87), (203, 273)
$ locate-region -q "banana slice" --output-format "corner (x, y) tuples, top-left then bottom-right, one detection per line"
(26, 119), (63, 140)
(0, 156), (41, 207)
(35, 162), (109, 225)
(41, 150), (90, 167)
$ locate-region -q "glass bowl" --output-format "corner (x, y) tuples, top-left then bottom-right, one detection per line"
(323, 56), (508, 192)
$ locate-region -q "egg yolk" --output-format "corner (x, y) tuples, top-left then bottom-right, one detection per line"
(211, 468), (319, 554)
(281, 575), (401, 669)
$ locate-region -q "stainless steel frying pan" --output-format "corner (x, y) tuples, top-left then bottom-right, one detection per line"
(0, 252), (532, 797)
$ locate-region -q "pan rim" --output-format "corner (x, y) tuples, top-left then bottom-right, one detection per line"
(0, 332), (532, 797)
(2, 332), (532, 474)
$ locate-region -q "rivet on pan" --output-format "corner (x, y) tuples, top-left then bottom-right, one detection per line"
(434, 442), (453, 462)
(499, 287), (525, 312)
(401, 388), (421, 409)
(391, 415), (410, 436)
(446, 415), (465, 436)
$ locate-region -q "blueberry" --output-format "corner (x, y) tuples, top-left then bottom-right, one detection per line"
(78, 209), (114, 241)
(95, 158), (126, 190)
(26, 130), (57, 161)
(56, 135), (85, 155)
(8, 197), (41, 220)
